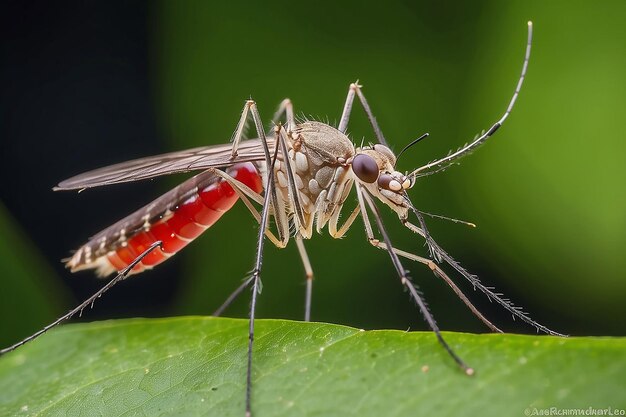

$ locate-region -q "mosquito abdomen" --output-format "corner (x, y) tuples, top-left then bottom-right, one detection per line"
(68, 162), (263, 276)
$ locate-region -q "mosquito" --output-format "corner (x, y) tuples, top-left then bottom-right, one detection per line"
(1, 21), (563, 416)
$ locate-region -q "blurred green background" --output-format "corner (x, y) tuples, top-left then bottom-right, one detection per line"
(1, 0), (625, 349)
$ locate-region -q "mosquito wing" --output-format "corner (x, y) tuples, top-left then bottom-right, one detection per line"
(55, 137), (273, 190)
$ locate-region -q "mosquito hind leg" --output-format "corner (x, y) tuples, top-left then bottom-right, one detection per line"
(0, 241), (163, 356)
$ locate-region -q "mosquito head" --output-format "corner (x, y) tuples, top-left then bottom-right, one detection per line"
(350, 144), (413, 217)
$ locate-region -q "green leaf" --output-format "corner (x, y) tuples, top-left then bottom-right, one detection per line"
(0, 317), (624, 417)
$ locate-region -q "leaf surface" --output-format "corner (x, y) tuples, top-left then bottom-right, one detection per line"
(0, 317), (624, 417)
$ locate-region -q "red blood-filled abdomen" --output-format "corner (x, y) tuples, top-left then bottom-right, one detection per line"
(104, 163), (262, 274)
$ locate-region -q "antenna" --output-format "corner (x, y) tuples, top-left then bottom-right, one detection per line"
(396, 133), (429, 162)
(410, 21), (534, 177)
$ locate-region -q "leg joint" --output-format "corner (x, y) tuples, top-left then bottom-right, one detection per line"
(427, 260), (437, 271)
(350, 81), (363, 91)
(368, 238), (380, 247)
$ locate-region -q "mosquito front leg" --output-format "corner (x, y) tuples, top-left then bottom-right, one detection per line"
(367, 239), (502, 333)
(355, 186), (474, 375)
(401, 218), (566, 337)
(339, 196), (486, 333)
(350, 185), (499, 332)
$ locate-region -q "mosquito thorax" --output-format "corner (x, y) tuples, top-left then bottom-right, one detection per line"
(290, 121), (355, 164)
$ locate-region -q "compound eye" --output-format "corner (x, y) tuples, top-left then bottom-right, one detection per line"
(377, 173), (393, 189)
(352, 154), (379, 183)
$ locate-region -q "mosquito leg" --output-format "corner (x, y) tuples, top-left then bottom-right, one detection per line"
(337, 195), (484, 325)
(0, 241), (163, 356)
(413, 205), (441, 262)
(232, 96), (287, 159)
(209, 187), (288, 317)
(272, 98), (296, 130)
(338, 83), (357, 133)
(211, 200), (286, 317)
(401, 218), (566, 337)
(354, 186), (474, 375)
(236, 100), (304, 237)
(331, 188), (496, 331)
(210, 166), (291, 318)
(368, 241), (502, 333)
(351, 83), (389, 147)
(246, 270), (261, 417)
(245, 135), (279, 417)
(211, 276), (254, 317)
(213, 168), (290, 251)
(338, 81), (389, 147)
(228, 99), (291, 243)
(330, 202), (361, 238)
(272, 106), (308, 230)
(219, 98), (284, 416)
(276, 128), (306, 229)
(229, 186), (287, 248)
(240, 101), (284, 417)
(211, 156), (294, 319)
(224, 182), (285, 247)
(229, 101), (256, 159)
(294, 237), (315, 322)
